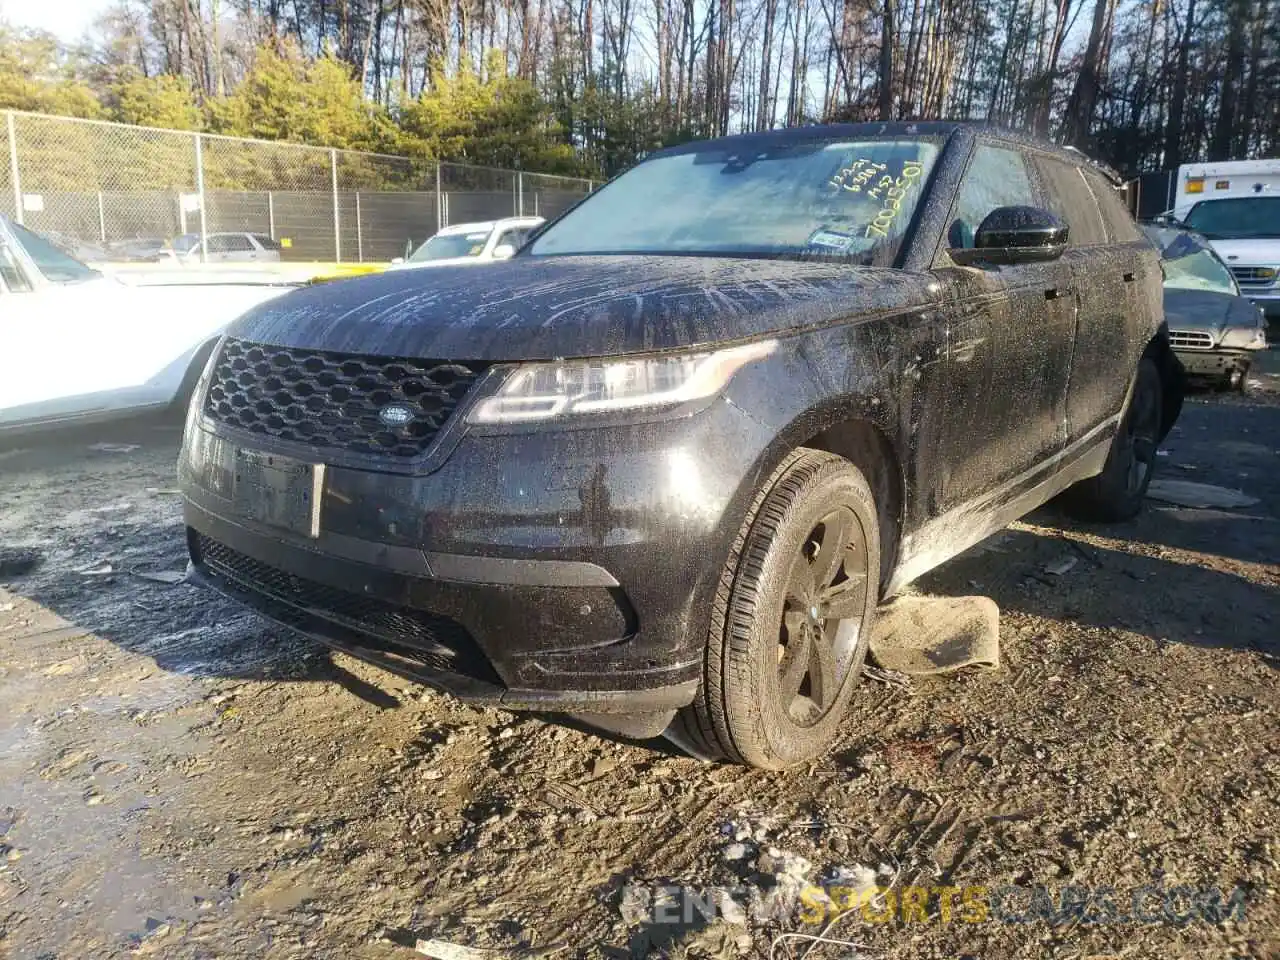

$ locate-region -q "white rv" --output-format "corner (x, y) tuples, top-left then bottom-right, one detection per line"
(1172, 159), (1280, 318)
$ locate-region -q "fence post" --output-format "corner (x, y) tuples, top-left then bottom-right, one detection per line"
(267, 190), (275, 240)
(7, 112), (23, 225)
(194, 133), (208, 263)
(330, 148), (341, 263)
(97, 191), (106, 243)
(355, 192), (363, 263)
(517, 173), (524, 216)
(435, 161), (442, 231)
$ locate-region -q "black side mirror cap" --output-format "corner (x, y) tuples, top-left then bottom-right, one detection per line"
(950, 206), (1069, 266)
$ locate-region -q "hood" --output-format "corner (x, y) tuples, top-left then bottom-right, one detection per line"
(1206, 238), (1280, 266)
(1163, 287), (1249, 335)
(227, 255), (929, 362)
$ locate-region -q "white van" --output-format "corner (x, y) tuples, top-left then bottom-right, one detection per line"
(1172, 160), (1280, 318)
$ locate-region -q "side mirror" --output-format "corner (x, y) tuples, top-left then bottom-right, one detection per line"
(491, 244), (516, 260)
(950, 206), (1068, 266)
(391, 256), (405, 265)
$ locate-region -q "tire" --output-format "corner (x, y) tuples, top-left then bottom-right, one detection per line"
(170, 341), (218, 417)
(1063, 356), (1162, 522)
(675, 449), (881, 770)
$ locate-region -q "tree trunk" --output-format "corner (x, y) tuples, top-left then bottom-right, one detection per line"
(878, 0), (895, 119)
(1163, 0), (1197, 168)
(1062, 0), (1115, 146)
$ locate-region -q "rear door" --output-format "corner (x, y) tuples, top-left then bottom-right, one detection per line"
(930, 141), (1077, 511)
(1032, 156), (1151, 443)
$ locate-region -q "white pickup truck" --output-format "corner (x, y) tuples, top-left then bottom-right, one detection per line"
(0, 217), (295, 433)
(1173, 160), (1280, 319)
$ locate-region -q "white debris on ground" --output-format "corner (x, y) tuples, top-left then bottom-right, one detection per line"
(1146, 478), (1261, 509)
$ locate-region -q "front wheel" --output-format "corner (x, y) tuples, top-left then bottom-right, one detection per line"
(676, 449), (880, 770)
(1063, 357), (1162, 522)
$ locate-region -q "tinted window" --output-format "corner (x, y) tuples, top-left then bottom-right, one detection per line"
(498, 228), (532, 249)
(1034, 157), (1107, 246)
(1184, 197), (1280, 240)
(10, 223), (98, 283)
(949, 145), (1037, 249)
(253, 234), (281, 251)
(209, 234), (254, 253)
(409, 231), (490, 261)
(528, 138), (943, 266)
(1085, 171), (1142, 242)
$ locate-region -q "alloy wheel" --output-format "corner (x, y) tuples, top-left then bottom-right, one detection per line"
(777, 507), (869, 726)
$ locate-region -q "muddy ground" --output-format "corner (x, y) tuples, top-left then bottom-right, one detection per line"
(1, 360), (1277, 960)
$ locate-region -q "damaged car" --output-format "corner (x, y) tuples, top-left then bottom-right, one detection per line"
(1141, 223), (1268, 391)
(178, 123), (1182, 769)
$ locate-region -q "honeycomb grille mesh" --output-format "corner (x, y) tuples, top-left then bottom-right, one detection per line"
(204, 337), (486, 459)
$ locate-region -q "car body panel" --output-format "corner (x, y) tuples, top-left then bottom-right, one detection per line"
(0, 217), (294, 430)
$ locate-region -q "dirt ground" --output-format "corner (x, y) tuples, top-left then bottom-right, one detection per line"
(1, 357), (1277, 960)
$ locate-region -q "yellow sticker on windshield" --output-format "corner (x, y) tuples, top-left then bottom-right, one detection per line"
(862, 161), (926, 239)
(469, 244), (483, 255)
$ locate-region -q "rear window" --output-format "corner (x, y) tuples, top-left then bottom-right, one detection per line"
(253, 234), (281, 251)
(1033, 157), (1107, 246)
(1084, 171), (1143, 242)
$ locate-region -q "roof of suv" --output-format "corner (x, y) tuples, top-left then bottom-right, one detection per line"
(436, 217), (545, 237)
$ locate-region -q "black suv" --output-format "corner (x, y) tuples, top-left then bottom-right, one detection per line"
(179, 123), (1181, 769)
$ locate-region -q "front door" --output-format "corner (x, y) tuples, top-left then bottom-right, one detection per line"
(930, 142), (1077, 512)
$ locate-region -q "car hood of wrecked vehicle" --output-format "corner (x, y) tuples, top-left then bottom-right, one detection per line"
(224, 255), (932, 362)
(1163, 287), (1260, 336)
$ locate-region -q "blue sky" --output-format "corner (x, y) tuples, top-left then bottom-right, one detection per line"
(0, 0), (113, 40)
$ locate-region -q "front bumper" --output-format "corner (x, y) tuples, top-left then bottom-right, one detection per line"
(1173, 347), (1257, 380)
(180, 395), (777, 713)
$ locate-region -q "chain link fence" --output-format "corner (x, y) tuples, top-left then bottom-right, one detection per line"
(1, 110), (594, 263)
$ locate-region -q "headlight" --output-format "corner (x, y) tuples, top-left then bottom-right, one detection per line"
(467, 340), (777, 425)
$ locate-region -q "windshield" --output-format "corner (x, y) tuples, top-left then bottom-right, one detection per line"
(9, 222), (100, 283)
(410, 230), (491, 262)
(1142, 225), (1239, 295)
(527, 138), (941, 264)
(1183, 197), (1280, 240)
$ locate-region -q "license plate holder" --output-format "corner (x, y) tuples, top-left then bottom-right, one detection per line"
(232, 449), (325, 538)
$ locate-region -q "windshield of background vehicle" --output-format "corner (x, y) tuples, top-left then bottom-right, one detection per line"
(410, 231), (491, 262)
(1143, 226), (1240, 295)
(10, 222), (100, 283)
(1184, 197), (1280, 239)
(527, 138), (942, 265)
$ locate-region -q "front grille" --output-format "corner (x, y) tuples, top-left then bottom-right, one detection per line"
(1170, 330), (1214, 350)
(1229, 266), (1277, 288)
(204, 338), (487, 460)
(194, 534), (499, 682)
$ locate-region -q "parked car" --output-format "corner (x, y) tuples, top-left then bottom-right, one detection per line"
(108, 237), (176, 263)
(179, 123), (1182, 769)
(387, 217), (544, 270)
(1142, 224), (1268, 391)
(0, 217), (295, 432)
(1177, 194), (1280, 321)
(172, 232), (283, 264)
